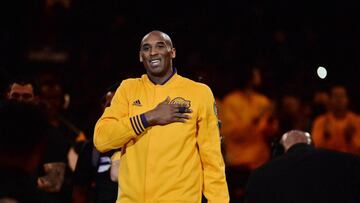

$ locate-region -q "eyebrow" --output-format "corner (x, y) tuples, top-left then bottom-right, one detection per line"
(141, 41), (167, 47)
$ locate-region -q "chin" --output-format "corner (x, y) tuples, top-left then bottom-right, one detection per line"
(147, 69), (165, 77)
(152, 71), (167, 77)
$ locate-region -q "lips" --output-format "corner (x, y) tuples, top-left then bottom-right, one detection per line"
(149, 59), (161, 67)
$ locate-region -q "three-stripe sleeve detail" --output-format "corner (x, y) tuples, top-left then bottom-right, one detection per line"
(130, 114), (149, 135)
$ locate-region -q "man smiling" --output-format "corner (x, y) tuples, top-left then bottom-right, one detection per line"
(94, 30), (229, 203)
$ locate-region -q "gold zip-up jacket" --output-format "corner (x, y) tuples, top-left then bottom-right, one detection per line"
(94, 73), (229, 203)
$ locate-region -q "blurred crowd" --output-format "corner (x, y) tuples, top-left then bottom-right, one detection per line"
(2, 65), (360, 202)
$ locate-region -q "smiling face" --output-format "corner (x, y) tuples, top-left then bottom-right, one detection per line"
(139, 31), (176, 83)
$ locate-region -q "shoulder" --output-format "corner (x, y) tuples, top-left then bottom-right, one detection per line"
(115, 76), (145, 93)
(180, 76), (214, 95)
(222, 90), (242, 102)
(120, 76), (144, 87)
(319, 148), (360, 162)
(313, 113), (327, 124)
(253, 92), (271, 105)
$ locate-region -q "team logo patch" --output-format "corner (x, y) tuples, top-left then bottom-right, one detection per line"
(170, 97), (191, 108)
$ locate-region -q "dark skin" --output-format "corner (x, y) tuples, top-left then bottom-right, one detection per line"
(139, 31), (175, 84)
(139, 31), (192, 126)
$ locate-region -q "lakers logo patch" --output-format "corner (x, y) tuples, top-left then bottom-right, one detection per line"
(170, 97), (191, 108)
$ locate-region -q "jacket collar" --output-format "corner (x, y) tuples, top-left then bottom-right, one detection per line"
(144, 67), (179, 86)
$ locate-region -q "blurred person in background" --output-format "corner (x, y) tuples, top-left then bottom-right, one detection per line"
(220, 66), (277, 202)
(0, 101), (48, 203)
(2, 76), (69, 202)
(245, 130), (360, 203)
(311, 89), (330, 120)
(37, 72), (87, 169)
(72, 83), (119, 203)
(312, 85), (360, 155)
(277, 94), (311, 134)
(36, 71), (87, 202)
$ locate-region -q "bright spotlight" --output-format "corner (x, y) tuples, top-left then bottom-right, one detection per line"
(317, 66), (327, 79)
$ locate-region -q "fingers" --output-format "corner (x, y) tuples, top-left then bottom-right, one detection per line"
(155, 97), (193, 124)
(177, 106), (192, 113)
(175, 118), (186, 123)
(174, 113), (191, 119)
(171, 112), (191, 123)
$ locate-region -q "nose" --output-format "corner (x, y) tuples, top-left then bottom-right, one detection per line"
(150, 47), (158, 56)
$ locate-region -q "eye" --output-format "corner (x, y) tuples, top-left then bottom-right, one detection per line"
(142, 46), (150, 52)
(22, 93), (33, 100)
(10, 93), (20, 99)
(157, 44), (165, 49)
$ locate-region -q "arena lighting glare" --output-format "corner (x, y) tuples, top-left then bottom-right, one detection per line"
(317, 66), (327, 79)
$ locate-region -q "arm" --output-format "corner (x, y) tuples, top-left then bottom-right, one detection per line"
(94, 81), (191, 152)
(94, 81), (142, 152)
(38, 127), (68, 192)
(197, 86), (229, 203)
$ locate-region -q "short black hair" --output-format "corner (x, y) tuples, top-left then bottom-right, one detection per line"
(8, 75), (40, 96)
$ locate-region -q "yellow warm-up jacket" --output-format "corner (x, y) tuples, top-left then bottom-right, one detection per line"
(94, 73), (229, 203)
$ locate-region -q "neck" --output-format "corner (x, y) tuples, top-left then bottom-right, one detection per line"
(148, 68), (174, 85)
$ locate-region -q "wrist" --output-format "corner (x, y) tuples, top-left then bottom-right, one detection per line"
(144, 111), (155, 126)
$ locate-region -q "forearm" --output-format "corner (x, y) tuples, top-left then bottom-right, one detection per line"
(198, 119), (229, 202)
(201, 144), (229, 203)
(94, 116), (142, 152)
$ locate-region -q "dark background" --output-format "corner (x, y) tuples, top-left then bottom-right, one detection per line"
(1, 0), (360, 134)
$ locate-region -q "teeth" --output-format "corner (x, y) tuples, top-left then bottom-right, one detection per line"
(150, 59), (160, 65)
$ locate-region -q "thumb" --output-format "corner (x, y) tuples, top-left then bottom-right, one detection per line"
(163, 96), (170, 104)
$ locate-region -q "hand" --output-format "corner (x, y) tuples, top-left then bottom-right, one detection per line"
(37, 162), (65, 192)
(110, 159), (120, 182)
(144, 97), (192, 126)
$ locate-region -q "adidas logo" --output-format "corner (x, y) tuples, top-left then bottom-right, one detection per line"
(132, 99), (142, 106)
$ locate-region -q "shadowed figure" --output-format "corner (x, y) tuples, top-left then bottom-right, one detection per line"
(245, 130), (360, 203)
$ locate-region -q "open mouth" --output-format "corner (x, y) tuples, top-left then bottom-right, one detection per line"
(149, 59), (161, 66)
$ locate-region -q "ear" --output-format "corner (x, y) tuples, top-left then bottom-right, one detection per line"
(139, 52), (143, 62)
(171, 48), (176, 59)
